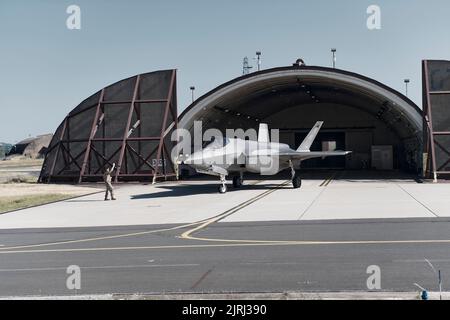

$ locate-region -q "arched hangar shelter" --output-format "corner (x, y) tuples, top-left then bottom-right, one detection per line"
(179, 66), (423, 172)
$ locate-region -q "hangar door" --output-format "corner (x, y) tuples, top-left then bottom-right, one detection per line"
(39, 70), (178, 183)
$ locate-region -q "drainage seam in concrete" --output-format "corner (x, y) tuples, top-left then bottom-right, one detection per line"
(190, 267), (214, 290)
(297, 187), (328, 221)
(396, 183), (439, 218)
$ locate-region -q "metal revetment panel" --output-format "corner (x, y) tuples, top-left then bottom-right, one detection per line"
(39, 70), (178, 183)
(423, 60), (450, 180)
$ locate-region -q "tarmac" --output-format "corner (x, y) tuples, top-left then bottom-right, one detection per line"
(0, 171), (448, 229)
(0, 171), (450, 297)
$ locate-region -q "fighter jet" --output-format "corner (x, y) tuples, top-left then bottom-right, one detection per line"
(181, 121), (351, 193)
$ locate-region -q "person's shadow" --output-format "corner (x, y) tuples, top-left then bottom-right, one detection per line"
(65, 199), (105, 203)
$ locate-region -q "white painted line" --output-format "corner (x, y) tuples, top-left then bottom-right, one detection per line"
(3, 239), (450, 256)
(0, 264), (200, 272)
(241, 262), (307, 266)
(394, 259), (450, 263)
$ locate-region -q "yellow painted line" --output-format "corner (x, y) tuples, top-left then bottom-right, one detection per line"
(1, 239), (450, 255)
(324, 172), (337, 186)
(180, 180), (290, 240)
(0, 220), (206, 251)
(0, 179), (269, 251)
(319, 172), (336, 187)
(319, 177), (329, 187)
(8, 178), (435, 256)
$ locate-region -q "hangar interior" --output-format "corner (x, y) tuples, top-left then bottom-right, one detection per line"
(179, 66), (423, 173)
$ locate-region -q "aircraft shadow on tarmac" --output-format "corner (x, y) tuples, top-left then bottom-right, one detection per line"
(130, 182), (292, 199)
(129, 170), (421, 200)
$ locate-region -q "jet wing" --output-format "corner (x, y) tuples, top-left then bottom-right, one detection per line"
(195, 165), (228, 177)
(278, 150), (352, 161)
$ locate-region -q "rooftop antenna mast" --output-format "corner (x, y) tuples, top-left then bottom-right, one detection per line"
(256, 51), (262, 71)
(242, 57), (253, 75)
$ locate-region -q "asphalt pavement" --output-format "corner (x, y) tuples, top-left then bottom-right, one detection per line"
(0, 172), (449, 298)
(1, 217), (450, 297)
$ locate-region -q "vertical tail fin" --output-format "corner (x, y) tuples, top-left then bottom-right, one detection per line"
(258, 123), (270, 143)
(297, 121), (323, 151)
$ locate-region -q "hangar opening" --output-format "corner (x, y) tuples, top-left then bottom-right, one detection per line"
(179, 65), (423, 174)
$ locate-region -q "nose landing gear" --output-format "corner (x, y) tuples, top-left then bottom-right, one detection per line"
(219, 173), (244, 193)
(218, 174), (228, 193)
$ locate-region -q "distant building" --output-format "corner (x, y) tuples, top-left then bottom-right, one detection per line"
(8, 134), (53, 159)
(0, 143), (13, 159)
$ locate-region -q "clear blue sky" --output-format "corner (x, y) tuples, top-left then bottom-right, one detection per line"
(1, 0), (449, 143)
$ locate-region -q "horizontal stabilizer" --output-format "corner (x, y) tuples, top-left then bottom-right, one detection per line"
(281, 151), (352, 157)
(279, 150), (352, 161)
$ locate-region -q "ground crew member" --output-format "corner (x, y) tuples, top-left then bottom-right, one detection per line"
(103, 163), (116, 201)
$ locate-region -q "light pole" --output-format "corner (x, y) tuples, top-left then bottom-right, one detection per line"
(404, 79), (410, 97)
(331, 48), (336, 68)
(190, 86), (195, 103)
(256, 51), (261, 71)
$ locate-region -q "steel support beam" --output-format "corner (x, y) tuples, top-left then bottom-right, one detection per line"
(46, 118), (68, 183)
(153, 70), (176, 184)
(78, 89), (105, 183)
(115, 75), (141, 182)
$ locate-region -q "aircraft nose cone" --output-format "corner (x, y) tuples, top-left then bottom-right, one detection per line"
(176, 154), (190, 165)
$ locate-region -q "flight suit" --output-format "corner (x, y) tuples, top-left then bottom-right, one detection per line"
(103, 163), (116, 200)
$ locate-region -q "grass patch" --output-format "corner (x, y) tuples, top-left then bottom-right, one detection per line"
(0, 158), (43, 169)
(0, 193), (72, 213)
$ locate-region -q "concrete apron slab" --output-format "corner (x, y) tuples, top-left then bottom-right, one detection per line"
(0, 178), (449, 229)
(222, 179), (448, 222)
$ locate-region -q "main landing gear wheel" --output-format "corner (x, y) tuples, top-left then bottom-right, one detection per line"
(289, 161), (302, 189)
(232, 176), (243, 188)
(292, 174), (302, 189)
(218, 184), (228, 194)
